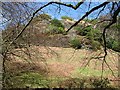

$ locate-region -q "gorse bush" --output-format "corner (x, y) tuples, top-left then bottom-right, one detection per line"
(45, 18), (65, 35)
(69, 38), (82, 49)
(46, 25), (65, 34)
(86, 28), (102, 51)
(84, 19), (98, 24)
(90, 40), (101, 51)
(75, 25), (102, 42)
(106, 38), (114, 49)
(50, 19), (65, 29)
(75, 25), (102, 51)
(75, 25), (92, 36)
(61, 16), (73, 21)
(37, 13), (51, 20)
(86, 28), (102, 41)
(106, 38), (120, 52)
(32, 14), (51, 23)
(74, 26), (83, 35)
(112, 40), (120, 52)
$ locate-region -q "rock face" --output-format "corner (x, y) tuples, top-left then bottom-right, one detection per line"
(78, 20), (92, 26)
(61, 19), (75, 31)
(33, 20), (50, 33)
(61, 19), (77, 39)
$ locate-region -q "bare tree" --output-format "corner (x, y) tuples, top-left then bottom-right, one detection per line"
(1, 1), (120, 88)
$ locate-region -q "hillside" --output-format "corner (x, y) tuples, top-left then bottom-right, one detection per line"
(5, 45), (119, 88)
(3, 14), (120, 88)
(4, 16), (100, 50)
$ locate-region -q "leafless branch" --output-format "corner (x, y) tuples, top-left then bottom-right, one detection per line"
(66, 2), (110, 32)
(101, 4), (120, 79)
(5, 1), (84, 49)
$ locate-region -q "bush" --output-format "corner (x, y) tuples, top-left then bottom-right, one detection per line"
(84, 19), (98, 24)
(61, 16), (73, 21)
(112, 40), (120, 52)
(75, 25), (92, 36)
(69, 38), (82, 49)
(90, 40), (101, 51)
(86, 28), (102, 42)
(46, 19), (65, 35)
(106, 38), (114, 49)
(86, 28), (102, 51)
(32, 14), (51, 23)
(75, 25), (102, 42)
(51, 19), (65, 29)
(74, 26), (83, 35)
(106, 38), (120, 52)
(91, 78), (110, 88)
(46, 25), (65, 34)
(75, 25), (102, 51)
(5, 72), (50, 88)
(37, 13), (51, 20)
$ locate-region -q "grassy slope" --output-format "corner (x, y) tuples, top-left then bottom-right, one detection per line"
(5, 46), (119, 88)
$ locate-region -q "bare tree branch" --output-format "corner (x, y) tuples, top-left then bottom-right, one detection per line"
(6, 1), (85, 48)
(101, 3), (120, 79)
(66, 2), (110, 32)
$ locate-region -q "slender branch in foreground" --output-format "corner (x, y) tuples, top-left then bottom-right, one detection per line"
(66, 2), (110, 32)
(7, 1), (84, 48)
(101, 5), (120, 78)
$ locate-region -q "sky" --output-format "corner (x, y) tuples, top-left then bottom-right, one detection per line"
(1, 0), (108, 2)
(36, 2), (108, 20)
(0, 1), (112, 30)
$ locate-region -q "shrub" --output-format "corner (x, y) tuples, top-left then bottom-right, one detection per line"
(85, 28), (102, 51)
(75, 26), (102, 51)
(50, 19), (65, 29)
(106, 38), (114, 49)
(46, 25), (65, 34)
(69, 38), (82, 49)
(106, 38), (120, 52)
(112, 40), (120, 52)
(61, 16), (73, 21)
(37, 13), (51, 20)
(61, 78), (86, 88)
(86, 28), (102, 41)
(5, 72), (50, 88)
(84, 19), (98, 24)
(32, 14), (51, 23)
(75, 25), (102, 42)
(75, 25), (92, 36)
(90, 40), (101, 51)
(46, 19), (65, 35)
(74, 26), (83, 35)
(91, 78), (110, 88)
(83, 25), (93, 35)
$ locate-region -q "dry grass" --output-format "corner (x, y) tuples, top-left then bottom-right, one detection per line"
(5, 45), (119, 88)
(6, 46), (119, 79)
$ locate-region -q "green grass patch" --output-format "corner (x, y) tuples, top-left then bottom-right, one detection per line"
(5, 71), (118, 88)
(5, 72), (68, 88)
(71, 67), (116, 78)
(5, 72), (50, 88)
